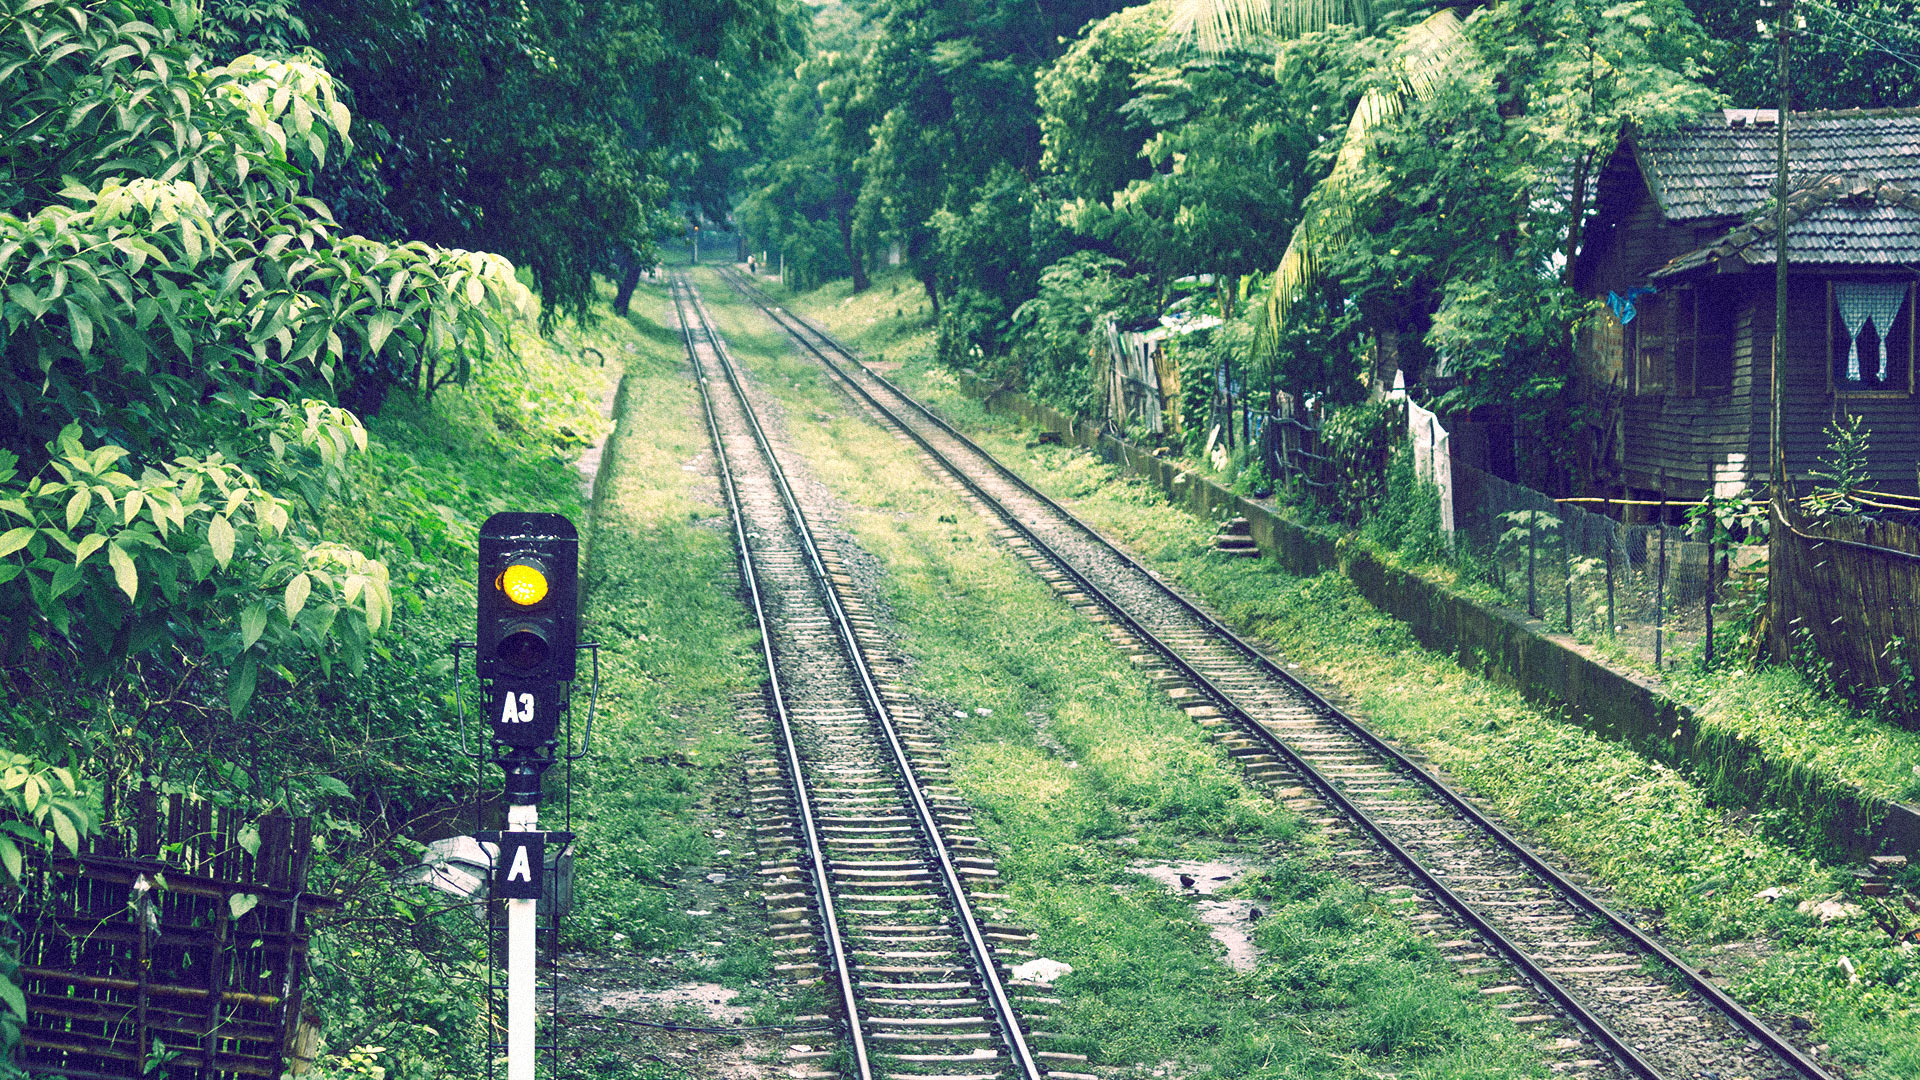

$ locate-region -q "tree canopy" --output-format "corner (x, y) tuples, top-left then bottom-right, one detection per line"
(741, 0), (1904, 485)
(198, 0), (799, 317)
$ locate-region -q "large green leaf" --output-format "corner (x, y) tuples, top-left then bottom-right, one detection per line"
(1254, 8), (1471, 364)
(227, 654), (258, 717)
(239, 600), (268, 650)
(284, 570), (310, 622)
(207, 512), (235, 568)
(0, 971), (25, 1020)
(0, 527), (33, 558)
(106, 540), (137, 600)
(1168, 0), (1383, 53)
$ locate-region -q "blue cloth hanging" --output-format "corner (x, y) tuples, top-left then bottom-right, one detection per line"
(1607, 286), (1658, 325)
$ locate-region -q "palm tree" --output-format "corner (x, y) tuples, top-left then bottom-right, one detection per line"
(1166, 1), (1474, 377)
(1168, 0), (1391, 51)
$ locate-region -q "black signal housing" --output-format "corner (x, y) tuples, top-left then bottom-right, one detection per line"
(477, 512), (579, 683)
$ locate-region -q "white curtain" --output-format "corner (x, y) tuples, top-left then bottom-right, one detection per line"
(1836, 282), (1907, 381)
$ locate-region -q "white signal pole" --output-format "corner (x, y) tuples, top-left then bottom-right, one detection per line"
(506, 802), (538, 1080)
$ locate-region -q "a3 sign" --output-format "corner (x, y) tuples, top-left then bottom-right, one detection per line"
(477, 511), (579, 751)
(487, 681), (562, 748)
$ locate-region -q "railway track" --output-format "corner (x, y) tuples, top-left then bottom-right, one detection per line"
(711, 263), (1838, 1080)
(669, 275), (1052, 1080)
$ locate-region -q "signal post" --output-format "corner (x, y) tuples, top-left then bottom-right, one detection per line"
(475, 512), (581, 1080)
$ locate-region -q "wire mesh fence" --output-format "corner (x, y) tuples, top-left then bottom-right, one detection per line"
(1450, 463), (1754, 668)
(1259, 397), (1756, 671)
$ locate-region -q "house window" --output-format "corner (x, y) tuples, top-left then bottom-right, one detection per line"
(1632, 291), (1667, 393)
(1670, 284), (1735, 396)
(1829, 280), (1914, 394)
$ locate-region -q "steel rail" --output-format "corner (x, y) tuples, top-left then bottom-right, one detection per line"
(678, 275), (1044, 1080)
(718, 264), (1836, 1080)
(668, 277), (872, 1079)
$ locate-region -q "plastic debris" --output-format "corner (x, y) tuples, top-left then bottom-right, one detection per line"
(1797, 893), (1863, 922)
(1009, 957), (1073, 987)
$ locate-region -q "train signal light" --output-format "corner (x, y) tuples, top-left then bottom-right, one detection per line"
(478, 513), (579, 684)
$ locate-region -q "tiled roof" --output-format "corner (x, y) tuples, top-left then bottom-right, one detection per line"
(1633, 108), (1920, 222)
(1651, 173), (1920, 279)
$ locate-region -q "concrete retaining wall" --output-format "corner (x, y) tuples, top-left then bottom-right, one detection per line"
(959, 375), (1920, 859)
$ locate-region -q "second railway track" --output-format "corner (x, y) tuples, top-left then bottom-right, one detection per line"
(670, 274), (1052, 1080)
(711, 262), (1839, 1080)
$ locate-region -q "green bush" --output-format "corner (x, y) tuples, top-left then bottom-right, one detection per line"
(1316, 399), (1403, 523)
(1361, 442), (1448, 564)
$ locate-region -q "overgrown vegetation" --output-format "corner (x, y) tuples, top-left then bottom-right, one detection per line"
(197, 0), (798, 316)
(738, 0), (1909, 490)
(779, 267), (1920, 1079)
(1804, 413), (1875, 520)
(0, 0), (788, 1071)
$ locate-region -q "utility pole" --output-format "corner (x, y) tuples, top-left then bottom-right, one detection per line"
(1770, 0), (1793, 495)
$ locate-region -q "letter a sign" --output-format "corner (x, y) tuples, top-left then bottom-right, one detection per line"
(494, 834), (545, 900)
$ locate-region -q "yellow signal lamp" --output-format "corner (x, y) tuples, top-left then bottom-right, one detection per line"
(496, 562), (550, 607)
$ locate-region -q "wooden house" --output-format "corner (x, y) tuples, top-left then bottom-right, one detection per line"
(1573, 107), (1920, 501)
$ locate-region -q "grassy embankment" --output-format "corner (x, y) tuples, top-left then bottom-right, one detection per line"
(306, 278), (787, 1080)
(692, 266), (1550, 1078)
(298, 304), (616, 1077)
(771, 264), (1920, 1078)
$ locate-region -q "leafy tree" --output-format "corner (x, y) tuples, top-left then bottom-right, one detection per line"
(190, 0), (798, 319)
(1, 4), (534, 461)
(1686, 0), (1920, 110)
(1069, 37), (1320, 286)
(930, 167), (1072, 365)
(1415, 0), (1714, 483)
(1166, 0), (1714, 485)
(851, 0), (1131, 309)
(1037, 3), (1166, 203)
(737, 28), (874, 292)
(0, 0), (531, 722)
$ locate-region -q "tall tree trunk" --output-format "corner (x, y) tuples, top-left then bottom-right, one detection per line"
(612, 253), (643, 313)
(920, 270), (940, 316)
(837, 177), (868, 293)
(1562, 150), (1592, 287)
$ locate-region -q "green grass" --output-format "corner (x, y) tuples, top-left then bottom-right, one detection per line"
(566, 278), (768, 964)
(771, 268), (1920, 1079)
(695, 266), (1549, 1078)
(773, 269), (1920, 812)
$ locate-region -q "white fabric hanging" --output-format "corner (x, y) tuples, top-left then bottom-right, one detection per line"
(1836, 282), (1907, 381)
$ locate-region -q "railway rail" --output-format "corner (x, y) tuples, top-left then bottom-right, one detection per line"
(712, 262), (1837, 1080)
(669, 274), (1048, 1080)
